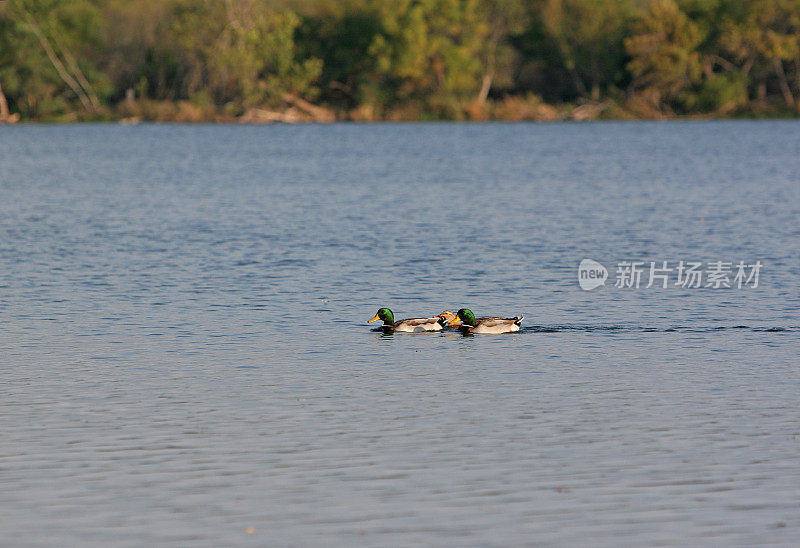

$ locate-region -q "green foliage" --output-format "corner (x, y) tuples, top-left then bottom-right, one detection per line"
(296, 4), (383, 109)
(691, 71), (749, 112)
(0, 0), (798, 120)
(475, 0), (529, 93)
(367, 0), (489, 116)
(626, 0), (704, 111)
(171, 1), (321, 109)
(527, 0), (634, 101)
(0, 0), (109, 119)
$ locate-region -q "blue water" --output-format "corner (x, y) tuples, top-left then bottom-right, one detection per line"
(1, 121), (799, 545)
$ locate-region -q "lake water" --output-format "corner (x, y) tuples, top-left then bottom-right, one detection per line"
(0, 121), (798, 545)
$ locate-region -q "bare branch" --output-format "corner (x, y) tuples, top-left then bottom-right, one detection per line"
(21, 7), (93, 112)
(49, 24), (101, 111)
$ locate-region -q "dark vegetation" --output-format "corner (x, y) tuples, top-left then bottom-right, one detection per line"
(1, 0), (799, 122)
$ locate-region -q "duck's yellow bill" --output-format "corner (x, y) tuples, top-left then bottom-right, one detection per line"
(438, 311), (461, 326)
(368, 314), (381, 323)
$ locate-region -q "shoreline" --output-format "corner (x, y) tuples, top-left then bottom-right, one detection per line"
(5, 109), (799, 125)
(4, 115), (799, 125)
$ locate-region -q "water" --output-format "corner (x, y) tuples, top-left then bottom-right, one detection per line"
(0, 121), (798, 545)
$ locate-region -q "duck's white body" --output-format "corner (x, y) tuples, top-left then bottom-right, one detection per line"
(391, 317), (445, 332)
(459, 315), (524, 334)
(469, 320), (522, 334)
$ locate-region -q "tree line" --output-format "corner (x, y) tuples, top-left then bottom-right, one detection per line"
(1, 0), (799, 122)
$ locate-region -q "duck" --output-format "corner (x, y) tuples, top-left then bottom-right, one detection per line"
(437, 310), (458, 326)
(368, 308), (449, 332)
(453, 308), (523, 334)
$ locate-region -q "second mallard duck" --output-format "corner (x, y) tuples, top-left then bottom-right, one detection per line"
(452, 308), (523, 334)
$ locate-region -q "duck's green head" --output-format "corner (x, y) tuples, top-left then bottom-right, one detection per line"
(368, 308), (394, 325)
(456, 308), (476, 326)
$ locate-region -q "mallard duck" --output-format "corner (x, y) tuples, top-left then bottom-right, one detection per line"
(453, 308), (523, 334)
(368, 308), (449, 332)
(437, 310), (458, 326)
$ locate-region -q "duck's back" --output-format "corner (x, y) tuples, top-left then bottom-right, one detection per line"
(394, 317), (444, 332)
(469, 316), (523, 334)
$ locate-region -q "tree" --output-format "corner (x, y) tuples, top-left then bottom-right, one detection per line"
(0, 0), (109, 119)
(295, 1), (384, 110)
(626, 0), (704, 112)
(474, 0), (529, 103)
(714, 0), (800, 108)
(171, 0), (322, 111)
(368, 0), (489, 117)
(513, 0), (634, 103)
(99, 0), (186, 102)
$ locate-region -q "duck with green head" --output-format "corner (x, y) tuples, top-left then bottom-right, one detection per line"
(453, 308), (523, 334)
(368, 308), (450, 332)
